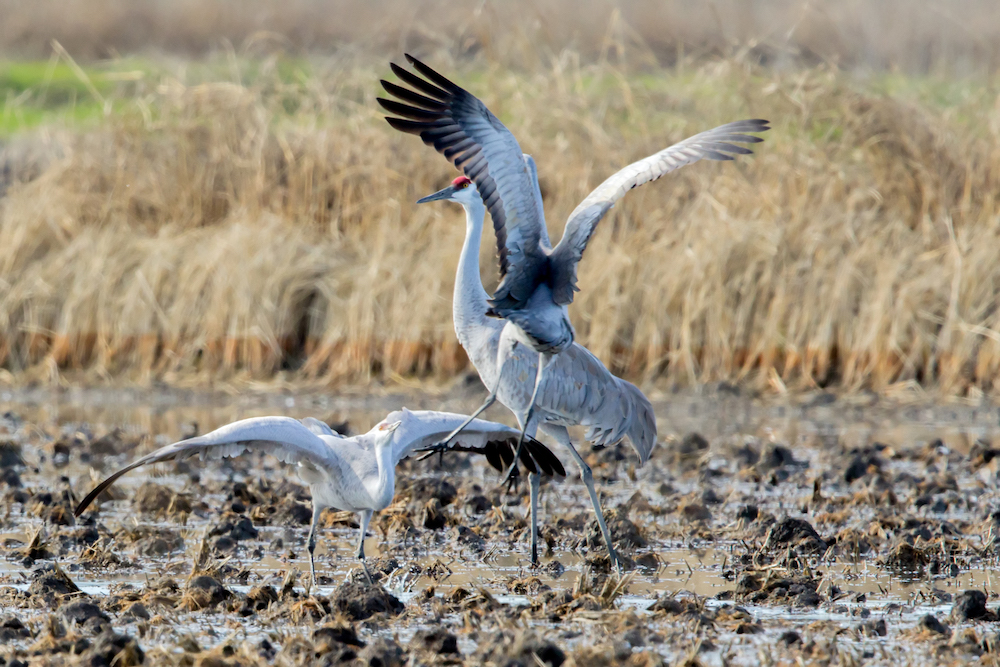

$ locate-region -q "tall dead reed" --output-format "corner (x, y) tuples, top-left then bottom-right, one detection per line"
(2, 52), (1000, 394)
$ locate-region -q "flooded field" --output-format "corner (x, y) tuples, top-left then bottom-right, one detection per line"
(0, 384), (999, 665)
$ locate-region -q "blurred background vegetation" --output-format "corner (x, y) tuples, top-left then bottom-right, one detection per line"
(0, 1), (998, 398)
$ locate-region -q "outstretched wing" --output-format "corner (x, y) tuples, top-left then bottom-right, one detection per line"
(549, 119), (770, 305)
(300, 417), (344, 438)
(378, 55), (546, 309)
(382, 409), (565, 478)
(75, 417), (340, 516)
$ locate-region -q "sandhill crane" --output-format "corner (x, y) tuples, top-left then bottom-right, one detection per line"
(75, 409), (564, 586)
(379, 55), (767, 571)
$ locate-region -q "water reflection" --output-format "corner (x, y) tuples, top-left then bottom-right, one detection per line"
(2, 387), (999, 451)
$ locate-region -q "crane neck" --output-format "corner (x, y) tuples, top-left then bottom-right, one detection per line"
(453, 198), (493, 346)
(371, 434), (396, 509)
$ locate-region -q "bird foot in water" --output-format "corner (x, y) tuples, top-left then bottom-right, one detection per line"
(607, 551), (625, 577)
(359, 560), (375, 586)
(343, 566), (374, 587)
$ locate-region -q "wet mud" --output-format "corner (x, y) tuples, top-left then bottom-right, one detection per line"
(0, 388), (998, 665)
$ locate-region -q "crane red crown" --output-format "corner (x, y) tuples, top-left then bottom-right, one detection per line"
(452, 175), (472, 188)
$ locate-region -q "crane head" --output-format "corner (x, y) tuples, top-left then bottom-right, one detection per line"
(374, 419), (402, 447)
(417, 175), (479, 205)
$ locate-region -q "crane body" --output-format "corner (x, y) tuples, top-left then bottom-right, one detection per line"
(76, 409), (564, 585)
(379, 55), (768, 570)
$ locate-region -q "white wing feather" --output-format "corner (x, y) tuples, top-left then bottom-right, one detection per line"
(549, 119), (769, 304)
(76, 416), (344, 515)
(376, 408), (523, 464)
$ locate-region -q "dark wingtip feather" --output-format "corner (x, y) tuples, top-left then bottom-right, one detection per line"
(384, 116), (433, 135)
(713, 142), (754, 155)
(74, 487), (101, 516)
(74, 470), (126, 516)
(378, 98), (440, 121)
(498, 441), (515, 471)
(380, 80), (446, 110)
(517, 444), (540, 475)
(484, 446), (503, 472)
(525, 439), (566, 478)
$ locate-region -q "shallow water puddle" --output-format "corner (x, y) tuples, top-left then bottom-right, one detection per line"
(4, 386), (1000, 451)
(1, 387), (999, 665)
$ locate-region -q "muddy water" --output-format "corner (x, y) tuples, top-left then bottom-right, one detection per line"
(2, 385), (999, 665)
(4, 384), (999, 448)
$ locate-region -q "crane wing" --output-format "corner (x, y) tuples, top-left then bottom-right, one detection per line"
(378, 55), (546, 309)
(300, 417), (344, 438)
(75, 417), (341, 516)
(381, 408), (565, 478)
(549, 119), (769, 305)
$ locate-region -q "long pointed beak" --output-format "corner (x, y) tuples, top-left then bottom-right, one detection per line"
(378, 419), (402, 432)
(417, 185), (456, 204)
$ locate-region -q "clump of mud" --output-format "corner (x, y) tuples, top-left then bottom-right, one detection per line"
(0, 402), (996, 665)
(329, 580), (404, 620)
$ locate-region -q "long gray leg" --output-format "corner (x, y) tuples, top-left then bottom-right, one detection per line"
(356, 510), (374, 585)
(515, 414), (542, 566)
(529, 472), (540, 565)
(306, 502), (323, 589)
(430, 389), (499, 450)
(545, 425), (622, 574)
(429, 337), (517, 450)
(501, 352), (553, 485)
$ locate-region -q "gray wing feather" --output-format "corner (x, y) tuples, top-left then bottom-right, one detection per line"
(378, 56), (547, 309)
(383, 409), (565, 477)
(75, 417), (340, 516)
(301, 417), (343, 438)
(496, 343), (657, 463)
(549, 119), (769, 305)
(523, 154), (551, 249)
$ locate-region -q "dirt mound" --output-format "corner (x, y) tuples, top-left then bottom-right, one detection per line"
(28, 565), (81, 603)
(329, 581), (403, 621)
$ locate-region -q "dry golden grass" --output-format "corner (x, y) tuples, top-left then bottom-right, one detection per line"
(2, 38), (1000, 393)
(1, 0), (999, 76)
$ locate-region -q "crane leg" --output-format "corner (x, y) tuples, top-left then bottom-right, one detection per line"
(306, 502), (322, 591)
(356, 509), (374, 585)
(514, 414), (542, 567)
(529, 471), (540, 565)
(501, 352), (552, 486)
(546, 425), (622, 575)
(427, 334), (519, 453)
(427, 390), (499, 453)
(426, 344), (516, 453)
